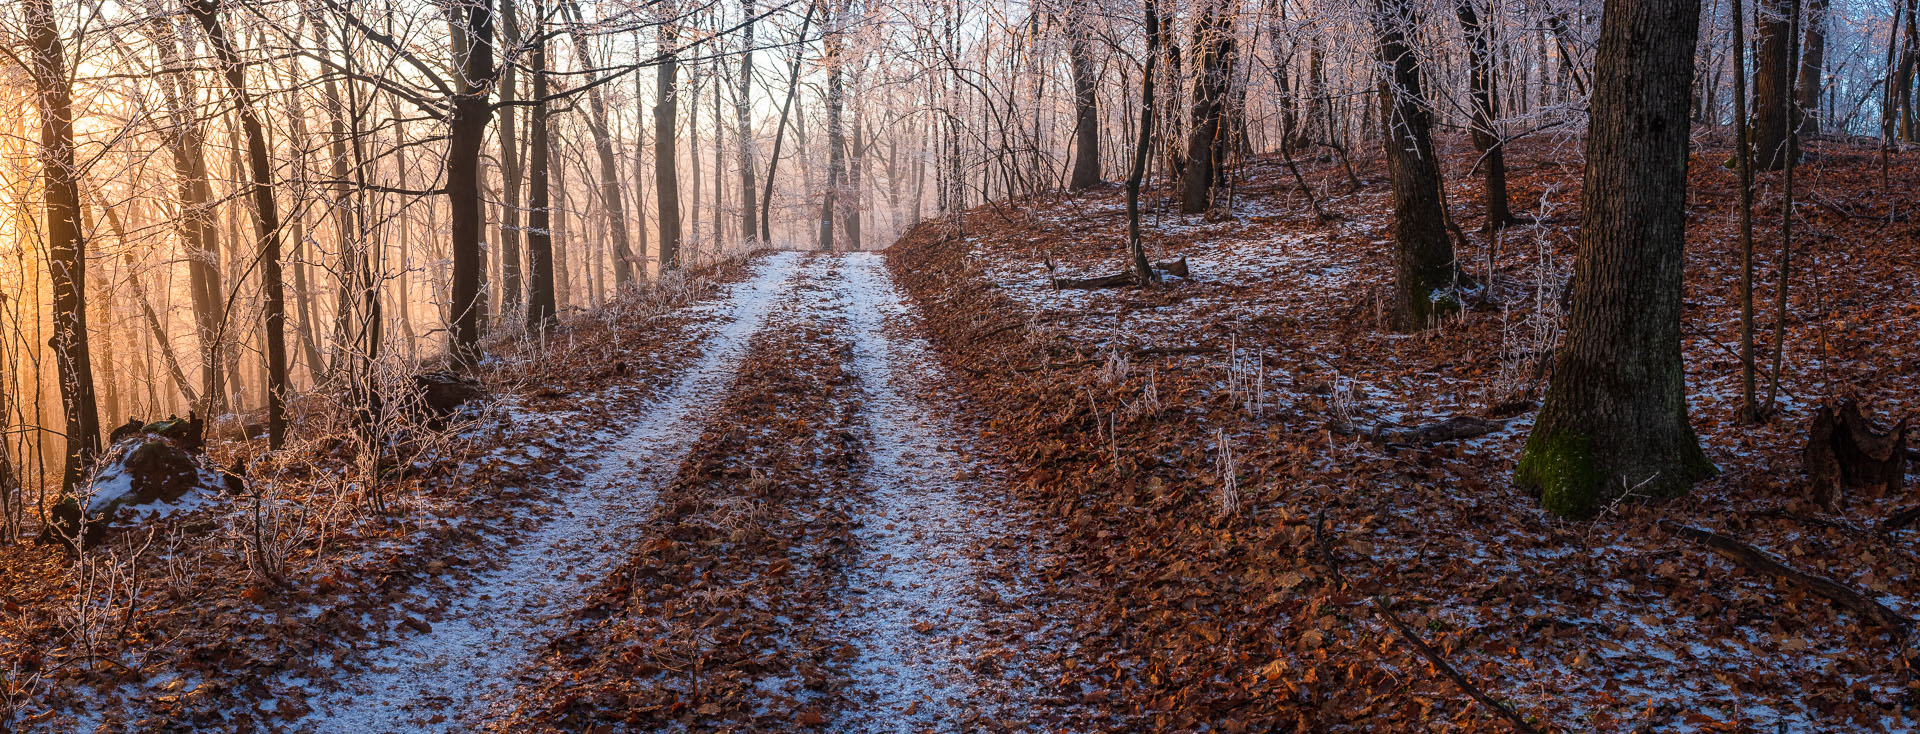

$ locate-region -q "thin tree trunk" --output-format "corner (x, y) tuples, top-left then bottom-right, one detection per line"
(656, 19), (684, 270)
(1733, 0), (1759, 421)
(191, 0), (290, 448)
(499, 0), (526, 320)
(445, 0), (499, 363)
(1795, 0), (1828, 134)
(1068, 0), (1103, 189)
(761, 2), (817, 243)
(1516, 0), (1714, 517)
(820, 6), (846, 251)
(737, 0), (760, 243)
(1125, 0), (1163, 285)
(563, 0), (636, 287)
(1751, 0), (1799, 170)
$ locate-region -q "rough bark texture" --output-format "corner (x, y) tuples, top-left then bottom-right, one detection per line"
(1068, 2), (1102, 190)
(820, 10), (847, 252)
(565, 0), (635, 286)
(1454, 0), (1516, 229)
(1516, 0), (1714, 517)
(1178, 0), (1235, 215)
(656, 23), (683, 270)
(1795, 0), (1828, 135)
(28, 0), (101, 492)
(1369, 0), (1460, 331)
(445, 0), (498, 362)
(526, 25), (557, 329)
(1125, 0), (1163, 284)
(498, 0), (525, 321)
(1751, 0), (1800, 170)
(737, 0), (760, 243)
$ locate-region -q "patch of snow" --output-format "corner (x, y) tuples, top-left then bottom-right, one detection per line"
(281, 251), (805, 732)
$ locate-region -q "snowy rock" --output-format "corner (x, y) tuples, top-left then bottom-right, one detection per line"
(44, 416), (226, 545)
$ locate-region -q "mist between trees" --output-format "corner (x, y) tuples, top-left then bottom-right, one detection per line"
(0, 0), (1909, 533)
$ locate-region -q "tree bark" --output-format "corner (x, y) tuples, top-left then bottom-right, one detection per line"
(761, 2), (816, 243)
(1067, 0), (1102, 190)
(562, 0), (637, 287)
(1751, 0), (1800, 170)
(1516, 0), (1714, 517)
(148, 18), (229, 418)
(192, 0), (290, 448)
(1178, 0), (1235, 215)
(1454, 0), (1517, 229)
(738, 0), (760, 243)
(27, 0), (100, 492)
(526, 17), (558, 329)
(819, 7), (846, 251)
(498, 0), (526, 321)
(656, 19), (684, 270)
(446, 0), (499, 363)
(1795, 0), (1828, 135)
(1124, 0), (1163, 285)
(1369, 0), (1462, 330)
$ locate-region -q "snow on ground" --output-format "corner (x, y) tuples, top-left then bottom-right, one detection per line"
(283, 251), (803, 733)
(828, 253), (1035, 732)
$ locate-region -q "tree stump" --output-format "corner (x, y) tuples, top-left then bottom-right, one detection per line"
(1804, 398), (1908, 507)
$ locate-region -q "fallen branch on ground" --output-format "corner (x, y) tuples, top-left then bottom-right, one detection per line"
(1659, 520), (1913, 637)
(1316, 512), (1545, 734)
(1330, 415), (1508, 445)
(1047, 257), (1190, 289)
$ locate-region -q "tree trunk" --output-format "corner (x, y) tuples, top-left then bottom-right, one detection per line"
(1068, 0), (1102, 190)
(445, 0), (498, 364)
(1515, 0), (1714, 517)
(149, 19), (229, 418)
(761, 2), (817, 243)
(1370, 0), (1462, 330)
(1179, 0), (1235, 215)
(1125, 0), (1163, 285)
(1454, 0), (1517, 229)
(656, 21), (684, 270)
(1795, 0), (1827, 135)
(27, 0), (100, 492)
(1751, 0), (1800, 170)
(526, 20), (558, 329)
(191, 0), (289, 448)
(820, 11), (846, 252)
(498, 0), (526, 321)
(738, 0), (760, 244)
(562, 0), (636, 287)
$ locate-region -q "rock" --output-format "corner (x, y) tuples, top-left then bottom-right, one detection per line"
(411, 371), (486, 427)
(42, 417), (225, 546)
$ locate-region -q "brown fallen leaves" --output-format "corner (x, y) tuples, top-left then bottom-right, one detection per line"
(885, 136), (1920, 732)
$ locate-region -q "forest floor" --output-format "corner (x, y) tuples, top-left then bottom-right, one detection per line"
(4, 132), (1919, 734)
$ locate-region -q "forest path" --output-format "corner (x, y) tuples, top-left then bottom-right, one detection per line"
(826, 252), (1045, 731)
(287, 252), (804, 733)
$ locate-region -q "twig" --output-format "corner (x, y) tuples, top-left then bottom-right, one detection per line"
(1315, 512), (1544, 734)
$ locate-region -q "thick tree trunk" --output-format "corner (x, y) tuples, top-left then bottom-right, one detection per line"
(1068, 2), (1102, 190)
(191, 0), (289, 448)
(445, 0), (498, 363)
(526, 23), (558, 329)
(1751, 0), (1800, 170)
(820, 14), (846, 251)
(656, 22), (684, 270)
(1516, 0), (1714, 517)
(1178, 0), (1235, 215)
(1454, 0), (1517, 229)
(27, 0), (100, 492)
(1795, 0), (1828, 135)
(1370, 0), (1462, 330)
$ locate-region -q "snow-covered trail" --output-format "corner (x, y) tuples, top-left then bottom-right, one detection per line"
(829, 252), (1032, 732)
(288, 252), (804, 733)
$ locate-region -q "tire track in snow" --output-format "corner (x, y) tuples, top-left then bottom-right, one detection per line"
(830, 252), (1037, 732)
(287, 251), (804, 733)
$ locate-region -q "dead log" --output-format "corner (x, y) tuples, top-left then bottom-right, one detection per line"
(1659, 520), (1913, 637)
(1047, 257), (1189, 290)
(1331, 415), (1507, 445)
(1803, 398), (1907, 507)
